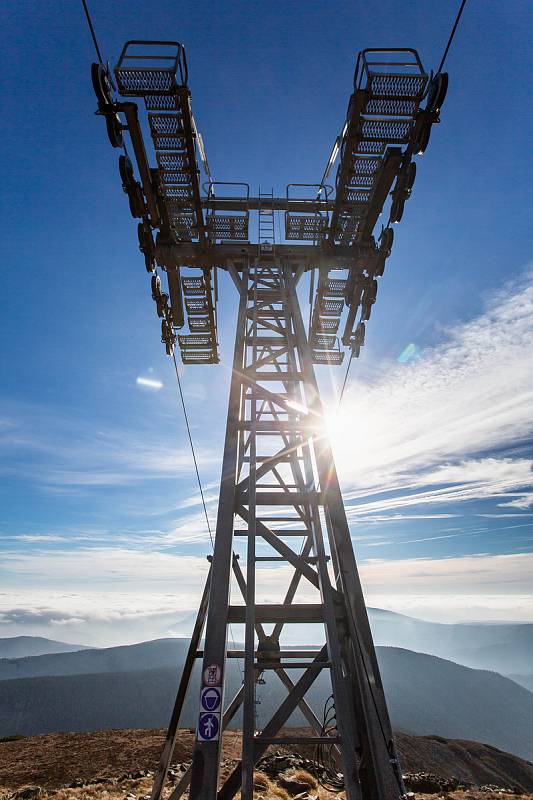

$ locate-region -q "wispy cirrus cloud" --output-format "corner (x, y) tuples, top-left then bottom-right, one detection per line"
(342, 457), (533, 518)
(500, 493), (533, 510)
(329, 269), (533, 514)
(0, 401), (219, 490)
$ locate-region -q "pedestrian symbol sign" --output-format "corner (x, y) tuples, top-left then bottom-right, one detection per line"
(198, 712), (220, 741)
(201, 686), (222, 713)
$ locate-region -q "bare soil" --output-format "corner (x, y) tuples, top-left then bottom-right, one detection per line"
(0, 728), (532, 800)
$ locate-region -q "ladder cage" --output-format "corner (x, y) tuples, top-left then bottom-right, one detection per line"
(114, 40), (188, 96)
(354, 48), (427, 99)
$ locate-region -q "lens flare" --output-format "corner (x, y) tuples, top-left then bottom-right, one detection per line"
(136, 376), (163, 390)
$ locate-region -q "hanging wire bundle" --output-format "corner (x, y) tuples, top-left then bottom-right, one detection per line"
(314, 694), (345, 791)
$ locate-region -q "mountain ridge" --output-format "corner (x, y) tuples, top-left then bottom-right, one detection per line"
(1, 642), (532, 761)
(0, 636), (90, 659)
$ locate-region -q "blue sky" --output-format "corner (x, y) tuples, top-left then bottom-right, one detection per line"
(1, 0), (532, 646)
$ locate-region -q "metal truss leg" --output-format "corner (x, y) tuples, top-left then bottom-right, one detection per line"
(155, 262), (403, 800)
(150, 567), (211, 800)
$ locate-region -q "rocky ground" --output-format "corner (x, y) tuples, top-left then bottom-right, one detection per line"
(0, 729), (532, 800)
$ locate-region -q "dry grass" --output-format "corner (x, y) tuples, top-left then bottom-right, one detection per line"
(252, 770), (290, 800)
(290, 769), (318, 790)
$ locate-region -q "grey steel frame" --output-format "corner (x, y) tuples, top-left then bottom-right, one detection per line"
(150, 263), (405, 800)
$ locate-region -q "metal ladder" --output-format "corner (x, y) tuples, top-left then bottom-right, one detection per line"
(258, 188), (276, 259)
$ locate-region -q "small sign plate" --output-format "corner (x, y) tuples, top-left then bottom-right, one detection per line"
(200, 686), (222, 713)
(203, 663), (222, 686)
(198, 712), (220, 741)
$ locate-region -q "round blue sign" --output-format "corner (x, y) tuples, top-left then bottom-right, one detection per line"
(201, 686), (222, 712)
(198, 712), (220, 741)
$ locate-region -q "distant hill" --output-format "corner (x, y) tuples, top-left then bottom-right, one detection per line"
(377, 647), (533, 762)
(0, 636), (89, 659)
(367, 608), (533, 675)
(1, 643), (532, 761)
(6, 610), (532, 676)
(0, 638), (186, 680)
(394, 731), (533, 791)
(509, 674), (533, 693)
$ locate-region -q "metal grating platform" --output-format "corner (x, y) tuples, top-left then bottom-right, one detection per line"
(115, 41), (187, 97)
(207, 215), (248, 241)
(364, 97), (417, 116)
(181, 350), (218, 364)
(324, 278), (347, 296)
(144, 95), (181, 111)
(185, 297), (209, 314)
(311, 334), (337, 350)
(285, 214), (328, 241)
(344, 188), (372, 203)
(161, 186), (194, 199)
(317, 298), (344, 315)
(149, 113), (184, 136)
(312, 349), (345, 364)
(349, 155), (382, 175)
(159, 171), (192, 185)
(360, 118), (412, 143)
(182, 277), (205, 294)
(188, 317), (212, 331)
(156, 153), (190, 171)
(153, 135), (187, 151)
(116, 68), (178, 96)
(368, 74), (426, 99)
(178, 334), (215, 349)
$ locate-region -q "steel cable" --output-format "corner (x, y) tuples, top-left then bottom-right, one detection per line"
(170, 351), (244, 680)
(171, 351), (214, 548)
(437, 0), (468, 74)
(81, 0), (104, 64)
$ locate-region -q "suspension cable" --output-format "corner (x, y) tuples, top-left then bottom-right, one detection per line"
(338, 349), (354, 406)
(81, 0), (104, 64)
(170, 351), (244, 679)
(171, 352), (214, 548)
(437, 0), (468, 74)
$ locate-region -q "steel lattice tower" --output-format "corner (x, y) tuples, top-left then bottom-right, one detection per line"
(89, 39), (448, 800)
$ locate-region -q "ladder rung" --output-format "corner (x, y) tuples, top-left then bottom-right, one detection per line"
(243, 371), (304, 381)
(228, 604), (324, 623)
(256, 736), (340, 745)
(238, 421), (311, 432)
(257, 661), (332, 670)
(251, 491), (319, 505)
(254, 556), (322, 562)
(234, 530), (309, 537)
(225, 650), (324, 659)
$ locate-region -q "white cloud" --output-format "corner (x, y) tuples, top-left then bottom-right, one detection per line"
(2, 550), (532, 645)
(343, 457), (533, 517)
(360, 551), (533, 621)
(0, 401), (219, 489)
(327, 270), (533, 514)
(499, 493), (533, 510)
(1, 547), (209, 585)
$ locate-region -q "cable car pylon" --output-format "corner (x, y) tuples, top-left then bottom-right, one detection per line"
(88, 38), (448, 800)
